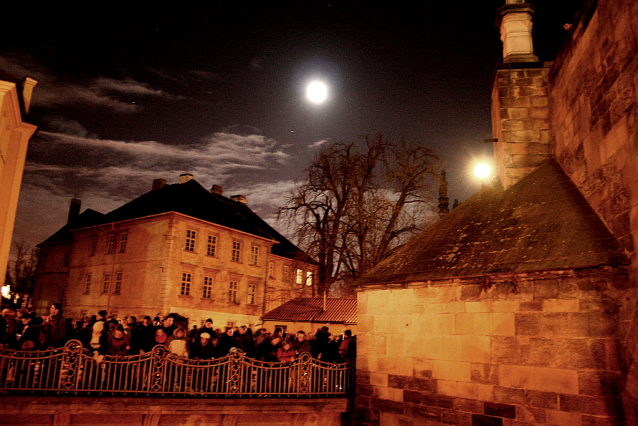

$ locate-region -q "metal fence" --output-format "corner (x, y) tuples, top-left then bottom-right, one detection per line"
(0, 340), (355, 397)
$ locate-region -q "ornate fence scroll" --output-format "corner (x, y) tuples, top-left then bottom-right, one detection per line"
(0, 340), (354, 397)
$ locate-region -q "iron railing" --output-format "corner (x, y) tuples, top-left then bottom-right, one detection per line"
(0, 340), (354, 397)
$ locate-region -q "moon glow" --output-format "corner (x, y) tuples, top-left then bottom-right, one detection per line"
(306, 81), (328, 104)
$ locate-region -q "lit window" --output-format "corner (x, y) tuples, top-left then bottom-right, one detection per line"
(114, 272), (122, 294)
(306, 271), (313, 286)
(207, 235), (217, 257)
(185, 230), (197, 252)
(203, 276), (213, 299)
(84, 274), (92, 294)
(268, 262), (274, 278)
(106, 233), (116, 254)
(88, 235), (98, 256)
(283, 265), (290, 282)
(229, 281), (238, 303)
(232, 241), (242, 262)
(250, 245), (259, 265)
(247, 284), (256, 304)
(102, 273), (111, 294)
(119, 231), (128, 253)
(181, 272), (192, 295)
(296, 269), (303, 285)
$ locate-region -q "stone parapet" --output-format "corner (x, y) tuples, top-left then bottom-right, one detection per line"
(355, 268), (628, 425)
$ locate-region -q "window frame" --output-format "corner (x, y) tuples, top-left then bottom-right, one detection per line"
(181, 272), (192, 296)
(229, 280), (238, 303)
(231, 240), (242, 262)
(203, 275), (213, 299)
(185, 229), (197, 252)
(106, 232), (117, 255)
(114, 271), (122, 294)
(119, 230), (128, 253)
(206, 234), (218, 257)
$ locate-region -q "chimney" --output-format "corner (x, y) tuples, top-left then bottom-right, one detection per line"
(152, 178), (167, 191)
(211, 184), (223, 195)
(179, 173), (194, 184)
(67, 198), (81, 224)
(491, 0), (551, 190)
(231, 195), (247, 205)
(496, 1), (539, 63)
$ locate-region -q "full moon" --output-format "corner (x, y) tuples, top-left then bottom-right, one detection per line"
(306, 81), (328, 104)
(474, 163), (491, 179)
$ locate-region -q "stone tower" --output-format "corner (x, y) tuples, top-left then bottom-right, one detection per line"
(491, 1), (551, 190)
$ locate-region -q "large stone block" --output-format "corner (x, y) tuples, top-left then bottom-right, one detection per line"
(432, 360), (471, 382)
(461, 335), (490, 364)
(492, 313), (515, 336)
(520, 338), (555, 367)
(515, 313), (540, 336)
(491, 336), (521, 364)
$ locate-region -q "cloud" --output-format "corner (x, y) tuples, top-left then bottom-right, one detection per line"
(15, 128), (298, 249)
(308, 139), (329, 149)
(0, 55), (178, 113)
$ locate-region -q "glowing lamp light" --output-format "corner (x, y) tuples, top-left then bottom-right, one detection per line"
(1, 285), (10, 299)
(474, 163), (491, 179)
(306, 81), (328, 104)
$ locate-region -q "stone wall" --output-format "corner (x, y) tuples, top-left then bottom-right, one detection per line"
(1, 396), (349, 426)
(355, 268), (628, 425)
(549, 0), (638, 257)
(547, 0), (638, 418)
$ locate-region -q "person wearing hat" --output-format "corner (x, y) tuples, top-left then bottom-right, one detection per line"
(16, 313), (42, 350)
(189, 332), (215, 360)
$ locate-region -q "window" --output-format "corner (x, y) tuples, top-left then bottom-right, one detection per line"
(207, 235), (217, 257)
(203, 276), (213, 299)
(296, 268), (303, 285)
(232, 240), (242, 262)
(185, 230), (197, 252)
(306, 271), (313, 286)
(268, 261), (274, 278)
(88, 235), (98, 256)
(250, 245), (259, 265)
(247, 283), (256, 304)
(119, 231), (128, 253)
(181, 272), (192, 295)
(283, 265), (290, 282)
(229, 281), (238, 303)
(102, 273), (111, 293)
(114, 272), (122, 294)
(84, 274), (92, 294)
(106, 232), (116, 254)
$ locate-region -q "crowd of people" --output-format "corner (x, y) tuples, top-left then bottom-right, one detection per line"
(0, 304), (357, 365)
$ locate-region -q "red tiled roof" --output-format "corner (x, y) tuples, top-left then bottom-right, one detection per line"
(262, 298), (357, 324)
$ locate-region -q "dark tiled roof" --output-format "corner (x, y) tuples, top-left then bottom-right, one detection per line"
(356, 160), (629, 286)
(40, 179), (311, 262)
(262, 298), (357, 324)
(40, 209), (105, 245)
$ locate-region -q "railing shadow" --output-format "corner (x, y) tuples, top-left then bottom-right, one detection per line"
(0, 340), (354, 398)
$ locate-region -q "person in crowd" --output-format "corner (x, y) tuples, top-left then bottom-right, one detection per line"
(338, 329), (356, 363)
(314, 326), (330, 360)
(166, 326), (189, 358)
(260, 335), (282, 362)
(43, 303), (67, 348)
(131, 316), (155, 354)
(209, 336), (223, 359)
(154, 327), (168, 348)
(123, 316), (136, 337)
(292, 331), (312, 356)
(322, 334), (342, 363)
(105, 324), (131, 356)
(161, 315), (177, 338)
(189, 332), (215, 360)
(276, 339), (296, 364)
(234, 325), (255, 357)
(16, 312), (42, 350)
(197, 318), (214, 339)
(219, 327), (235, 355)
(1, 308), (17, 348)
(90, 310), (108, 362)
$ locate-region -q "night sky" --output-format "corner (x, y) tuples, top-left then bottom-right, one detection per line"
(2, 1), (584, 252)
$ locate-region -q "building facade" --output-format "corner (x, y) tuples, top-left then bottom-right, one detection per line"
(34, 174), (317, 328)
(0, 74), (37, 285)
(355, 1), (638, 425)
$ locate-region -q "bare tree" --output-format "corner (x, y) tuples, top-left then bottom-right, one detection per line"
(4, 241), (39, 307)
(280, 134), (439, 296)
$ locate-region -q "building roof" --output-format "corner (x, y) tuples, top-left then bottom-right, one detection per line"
(262, 298), (357, 325)
(40, 179), (313, 262)
(356, 160), (629, 286)
(40, 209), (105, 245)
